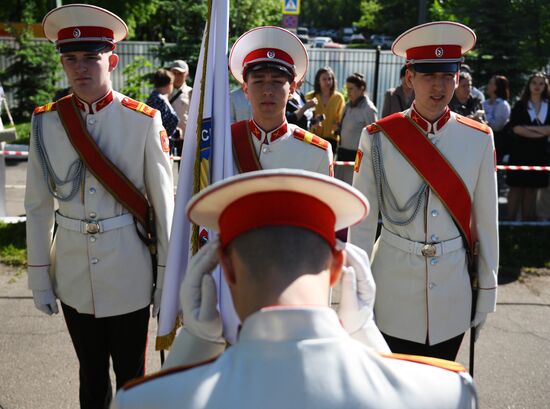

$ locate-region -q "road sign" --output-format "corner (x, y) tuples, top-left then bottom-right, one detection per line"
(282, 0), (301, 15)
(282, 14), (298, 29)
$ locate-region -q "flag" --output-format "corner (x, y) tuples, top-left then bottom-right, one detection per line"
(157, 0), (239, 349)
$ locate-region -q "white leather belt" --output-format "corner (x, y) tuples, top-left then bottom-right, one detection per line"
(55, 212), (134, 234)
(380, 227), (463, 257)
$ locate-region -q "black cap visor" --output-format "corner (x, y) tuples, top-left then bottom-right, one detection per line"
(243, 62), (295, 82)
(59, 41), (115, 54)
(412, 62), (460, 74)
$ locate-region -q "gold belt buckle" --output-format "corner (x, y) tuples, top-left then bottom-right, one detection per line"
(421, 244), (437, 257)
(85, 221), (100, 234)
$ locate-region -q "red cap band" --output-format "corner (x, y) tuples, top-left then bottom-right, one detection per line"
(406, 44), (462, 60)
(219, 191), (336, 249)
(58, 26), (114, 42)
(242, 48), (294, 73)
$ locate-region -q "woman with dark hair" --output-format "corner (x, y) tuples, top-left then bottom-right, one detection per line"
(506, 72), (550, 220)
(483, 75), (511, 163)
(306, 66), (345, 153)
(335, 73), (377, 185)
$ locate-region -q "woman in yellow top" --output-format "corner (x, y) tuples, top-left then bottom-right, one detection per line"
(306, 66), (345, 153)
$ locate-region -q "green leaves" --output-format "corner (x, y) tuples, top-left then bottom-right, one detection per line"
(120, 56), (153, 102)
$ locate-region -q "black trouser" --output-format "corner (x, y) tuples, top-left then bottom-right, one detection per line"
(61, 303), (150, 409)
(382, 331), (465, 361)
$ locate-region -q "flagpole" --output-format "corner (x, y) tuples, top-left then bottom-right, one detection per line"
(191, 0), (213, 256)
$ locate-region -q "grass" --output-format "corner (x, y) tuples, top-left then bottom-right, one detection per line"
(0, 222), (27, 267)
(499, 225), (550, 271)
(3, 122), (31, 145)
(14, 122), (31, 145)
(0, 221), (548, 277)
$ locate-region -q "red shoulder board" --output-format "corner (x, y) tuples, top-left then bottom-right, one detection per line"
(121, 97), (157, 118)
(354, 149), (363, 173)
(366, 123), (380, 134)
(293, 127), (329, 151)
(380, 352), (467, 373)
(33, 102), (57, 115)
(455, 114), (491, 134)
(122, 356), (219, 391)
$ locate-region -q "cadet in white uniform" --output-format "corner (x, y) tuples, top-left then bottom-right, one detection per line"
(25, 5), (174, 408)
(349, 22), (498, 360)
(228, 26), (333, 176)
(112, 169), (477, 409)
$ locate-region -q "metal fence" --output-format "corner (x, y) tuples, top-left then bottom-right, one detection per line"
(0, 38), (165, 108)
(0, 37), (404, 112)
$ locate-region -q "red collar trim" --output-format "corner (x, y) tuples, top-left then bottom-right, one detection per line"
(409, 105), (450, 133)
(74, 90), (114, 114)
(248, 119), (289, 143)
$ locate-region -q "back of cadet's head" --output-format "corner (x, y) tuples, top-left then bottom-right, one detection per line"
(227, 226), (332, 281)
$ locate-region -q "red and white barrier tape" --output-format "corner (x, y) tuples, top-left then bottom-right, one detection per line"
(1, 152), (548, 172)
(334, 161), (355, 167)
(0, 150), (28, 157)
(333, 161), (550, 172)
(495, 165), (550, 171)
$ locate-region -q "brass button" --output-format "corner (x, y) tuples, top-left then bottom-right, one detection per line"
(421, 244), (436, 257)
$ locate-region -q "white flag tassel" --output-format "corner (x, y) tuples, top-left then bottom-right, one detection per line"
(157, 0), (237, 350)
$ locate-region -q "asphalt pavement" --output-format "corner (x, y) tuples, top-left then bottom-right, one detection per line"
(1, 160), (549, 409)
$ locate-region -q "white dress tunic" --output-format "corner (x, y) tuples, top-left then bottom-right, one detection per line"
(113, 307), (477, 409)
(349, 106), (499, 344)
(25, 91), (174, 317)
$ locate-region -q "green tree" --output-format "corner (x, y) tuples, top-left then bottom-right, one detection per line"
(120, 56), (153, 101)
(354, 0), (382, 33)
(300, 0), (361, 30)
(0, 7), (60, 121)
(428, 0), (550, 98)
(368, 0), (419, 36)
(230, 0), (280, 39)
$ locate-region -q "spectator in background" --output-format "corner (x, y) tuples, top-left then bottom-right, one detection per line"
(169, 59), (192, 139)
(448, 71), (486, 123)
(146, 68), (180, 150)
(483, 75), (511, 164)
(460, 64), (485, 102)
(381, 65), (414, 117)
(335, 73), (377, 185)
(286, 78), (316, 130)
(306, 66), (345, 153)
(54, 86), (72, 101)
(507, 72), (550, 220)
(229, 86), (252, 123)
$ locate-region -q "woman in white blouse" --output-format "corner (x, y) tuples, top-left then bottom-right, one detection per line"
(506, 72), (550, 220)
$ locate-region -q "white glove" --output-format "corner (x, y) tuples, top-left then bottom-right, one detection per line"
(337, 241), (390, 352)
(471, 311), (487, 341)
(180, 237), (223, 343)
(151, 287), (162, 317)
(32, 289), (59, 315)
